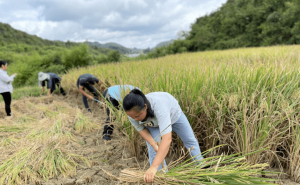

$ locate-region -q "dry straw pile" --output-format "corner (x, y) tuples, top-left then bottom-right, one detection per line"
(0, 96), (99, 185)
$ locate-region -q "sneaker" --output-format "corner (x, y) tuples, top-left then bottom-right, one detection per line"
(103, 135), (111, 141)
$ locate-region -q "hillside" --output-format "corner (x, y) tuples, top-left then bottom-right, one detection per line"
(0, 22), (71, 47)
(153, 39), (174, 49)
(0, 22), (122, 87)
(0, 22), (113, 54)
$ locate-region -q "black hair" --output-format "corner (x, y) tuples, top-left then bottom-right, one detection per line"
(0, 60), (7, 68)
(87, 78), (96, 85)
(123, 89), (154, 119)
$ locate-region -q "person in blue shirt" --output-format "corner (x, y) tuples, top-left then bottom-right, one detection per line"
(77, 74), (102, 113)
(102, 85), (139, 140)
(38, 72), (66, 96)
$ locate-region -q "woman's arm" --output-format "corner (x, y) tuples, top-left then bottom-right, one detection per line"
(143, 131), (172, 183)
(0, 72), (16, 83)
(47, 88), (51, 95)
(139, 128), (172, 166)
(79, 86), (93, 99)
(138, 129), (159, 151)
(150, 132), (172, 168)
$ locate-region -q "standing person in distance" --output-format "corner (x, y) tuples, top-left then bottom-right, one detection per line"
(102, 85), (140, 141)
(38, 72), (66, 96)
(123, 89), (203, 183)
(77, 73), (102, 113)
(0, 60), (17, 117)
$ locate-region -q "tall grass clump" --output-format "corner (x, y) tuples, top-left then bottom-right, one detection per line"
(62, 45), (300, 180)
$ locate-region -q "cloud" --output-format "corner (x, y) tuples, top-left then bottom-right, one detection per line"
(1, 0), (227, 48)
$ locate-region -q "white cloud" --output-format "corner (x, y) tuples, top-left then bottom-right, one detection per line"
(1, 0), (227, 48)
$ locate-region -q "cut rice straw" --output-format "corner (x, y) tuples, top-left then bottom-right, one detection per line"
(119, 147), (278, 185)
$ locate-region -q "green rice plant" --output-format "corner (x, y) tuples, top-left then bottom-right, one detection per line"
(15, 115), (37, 124)
(0, 126), (25, 132)
(75, 112), (99, 134)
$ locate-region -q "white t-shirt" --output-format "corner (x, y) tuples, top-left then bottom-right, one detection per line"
(0, 69), (15, 94)
(128, 92), (182, 136)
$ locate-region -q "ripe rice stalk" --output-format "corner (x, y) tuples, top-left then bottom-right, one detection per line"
(0, 137), (19, 147)
(75, 112), (99, 134)
(26, 119), (75, 144)
(61, 45), (300, 173)
(0, 140), (90, 185)
(120, 148), (278, 185)
(289, 122), (300, 183)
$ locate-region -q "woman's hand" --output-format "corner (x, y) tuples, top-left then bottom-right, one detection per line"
(88, 95), (93, 100)
(13, 73), (17, 76)
(143, 166), (157, 183)
(153, 145), (159, 153)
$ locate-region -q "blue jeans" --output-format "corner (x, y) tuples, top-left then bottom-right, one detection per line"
(145, 112), (203, 171)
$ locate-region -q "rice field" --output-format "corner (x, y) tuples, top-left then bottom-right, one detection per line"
(1, 45), (300, 184)
(61, 45), (300, 183)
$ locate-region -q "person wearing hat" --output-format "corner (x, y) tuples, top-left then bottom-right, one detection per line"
(77, 74), (102, 113)
(102, 85), (140, 140)
(38, 72), (66, 96)
(0, 60), (17, 117)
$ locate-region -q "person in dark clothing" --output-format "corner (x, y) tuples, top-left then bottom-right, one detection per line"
(0, 61), (17, 117)
(102, 85), (139, 140)
(38, 72), (66, 96)
(77, 74), (102, 112)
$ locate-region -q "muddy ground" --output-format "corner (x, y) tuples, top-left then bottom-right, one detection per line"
(0, 91), (299, 185)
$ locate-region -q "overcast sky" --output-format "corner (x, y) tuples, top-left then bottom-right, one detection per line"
(0, 0), (227, 49)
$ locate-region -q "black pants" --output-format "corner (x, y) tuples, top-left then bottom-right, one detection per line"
(50, 83), (66, 95)
(103, 89), (119, 136)
(1, 92), (11, 116)
(77, 80), (98, 109)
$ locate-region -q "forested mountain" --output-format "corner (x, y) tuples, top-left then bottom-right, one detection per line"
(187, 0), (300, 50)
(138, 0), (300, 59)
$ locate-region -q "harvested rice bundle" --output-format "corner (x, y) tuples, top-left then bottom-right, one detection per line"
(120, 148), (278, 185)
